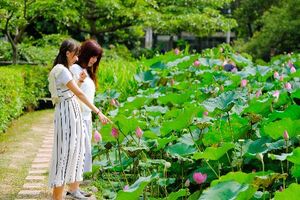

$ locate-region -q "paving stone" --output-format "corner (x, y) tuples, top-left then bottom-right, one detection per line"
(23, 183), (45, 189)
(31, 163), (49, 169)
(41, 144), (52, 148)
(28, 169), (47, 174)
(25, 175), (45, 181)
(18, 190), (41, 196)
(33, 158), (50, 163)
(38, 149), (52, 153)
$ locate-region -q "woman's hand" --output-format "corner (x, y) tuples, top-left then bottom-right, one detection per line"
(79, 71), (87, 82)
(98, 112), (112, 125)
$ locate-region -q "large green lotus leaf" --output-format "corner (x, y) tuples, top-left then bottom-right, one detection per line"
(262, 118), (299, 139)
(134, 70), (155, 82)
(114, 115), (139, 135)
(193, 142), (234, 161)
(266, 105), (300, 122)
(256, 65), (272, 78)
(116, 176), (153, 200)
(290, 70), (300, 78)
(144, 105), (169, 117)
(200, 71), (215, 85)
(243, 98), (273, 116)
(157, 92), (191, 105)
(287, 148), (300, 165)
(121, 96), (152, 113)
(202, 130), (222, 146)
(187, 191), (201, 200)
(164, 108), (181, 120)
(166, 143), (197, 157)
(150, 61), (167, 70)
(273, 91), (290, 107)
(161, 106), (200, 136)
(265, 139), (286, 151)
(291, 89), (300, 105)
(231, 53), (252, 67)
(156, 135), (178, 151)
(157, 178), (176, 187)
(246, 137), (273, 155)
(202, 91), (238, 112)
(165, 189), (189, 200)
(199, 181), (250, 200)
(211, 172), (255, 186)
(274, 183), (300, 200)
(253, 172), (287, 188)
(291, 165), (300, 178)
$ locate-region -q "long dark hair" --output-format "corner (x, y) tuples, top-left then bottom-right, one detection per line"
(76, 39), (103, 88)
(53, 39), (80, 68)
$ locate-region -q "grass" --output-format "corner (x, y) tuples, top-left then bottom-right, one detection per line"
(0, 109), (54, 199)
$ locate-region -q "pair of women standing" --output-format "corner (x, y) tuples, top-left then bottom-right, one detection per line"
(48, 39), (107, 200)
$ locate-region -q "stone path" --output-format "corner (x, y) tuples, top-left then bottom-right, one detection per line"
(15, 120), (54, 199)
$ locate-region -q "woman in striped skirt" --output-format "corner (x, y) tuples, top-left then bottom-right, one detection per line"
(48, 39), (110, 200)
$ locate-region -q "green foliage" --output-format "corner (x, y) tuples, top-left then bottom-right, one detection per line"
(0, 65), (49, 133)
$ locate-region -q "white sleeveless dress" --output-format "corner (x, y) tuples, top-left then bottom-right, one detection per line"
(48, 66), (85, 187)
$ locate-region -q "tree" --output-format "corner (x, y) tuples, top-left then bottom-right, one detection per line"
(0, 0), (78, 64)
(237, 0), (300, 60)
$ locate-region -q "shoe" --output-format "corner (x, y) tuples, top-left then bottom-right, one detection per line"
(79, 189), (92, 197)
(66, 189), (89, 200)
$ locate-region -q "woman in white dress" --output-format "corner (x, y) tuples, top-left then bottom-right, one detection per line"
(69, 39), (103, 197)
(48, 39), (110, 200)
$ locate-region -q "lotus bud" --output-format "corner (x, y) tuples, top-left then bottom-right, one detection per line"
(290, 66), (296, 73)
(111, 127), (119, 138)
(123, 185), (129, 191)
(274, 71), (280, 79)
(193, 172), (207, 184)
(273, 90), (280, 101)
(170, 79), (175, 86)
(184, 179), (190, 187)
(279, 75), (284, 81)
(283, 130), (289, 141)
(193, 60), (200, 67)
(203, 111), (209, 116)
(135, 127), (143, 139)
(174, 48), (180, 55)
(241, 79), (247, 87)
(288, 61), (294, 68)
(285, 82), (292, 91)
(231, 67), (238, 73)
(94, 130), (102, 142)
(256, 89), (262, 97)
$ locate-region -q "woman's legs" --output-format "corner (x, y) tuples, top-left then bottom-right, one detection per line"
(53, 185), (64, 200)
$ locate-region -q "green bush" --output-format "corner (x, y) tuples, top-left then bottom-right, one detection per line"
(0, 65), (49, 133)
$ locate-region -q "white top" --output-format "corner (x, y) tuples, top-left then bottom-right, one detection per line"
(48, 64), (73, 104)
(70, 64), (95, 120)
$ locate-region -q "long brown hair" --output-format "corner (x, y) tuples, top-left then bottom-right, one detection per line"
(77, 39), (103, 88)
(53, 39), (80, 68)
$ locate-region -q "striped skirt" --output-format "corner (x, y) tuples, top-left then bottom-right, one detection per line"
(49, 96), (85, 188)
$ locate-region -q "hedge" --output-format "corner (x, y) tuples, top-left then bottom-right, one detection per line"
(0, 65), (49, 133)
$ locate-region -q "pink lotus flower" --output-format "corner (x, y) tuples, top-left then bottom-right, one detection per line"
(193, 172), (207, 184)
(256, 89), (262, 97)
(274, 71), (279, 79)
(290, 66), (296, 73)
(135, 127), (143, 139)
(184, 179), (190, 187)
(241, 79), (247, 87)
(273, 90), (280, 100)
(123, 185), (129, 191)
(283, 130), (289, 140)
(111, 127), (119, 138)
(174, 48), (180, 55)
(285, 82), (292, 90)
(193, 60), (200, 67)
(94, 130), (102, 142)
